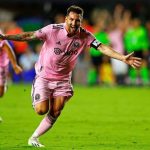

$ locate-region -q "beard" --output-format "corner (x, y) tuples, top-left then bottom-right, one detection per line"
(69, 25), (79, 34)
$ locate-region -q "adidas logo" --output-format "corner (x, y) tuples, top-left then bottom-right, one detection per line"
(56, 41), (61, 45)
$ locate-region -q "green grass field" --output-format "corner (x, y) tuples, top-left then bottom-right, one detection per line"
(0, 84), (150, 150)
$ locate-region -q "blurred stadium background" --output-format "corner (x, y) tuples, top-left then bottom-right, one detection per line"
(0, 0), (150, 86)
(0, 1), (150, 150)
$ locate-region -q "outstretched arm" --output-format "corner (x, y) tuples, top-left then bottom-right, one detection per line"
(97, 43), (142, 69)
(0, 31), (38, 41)
(3, 41), (22, 74)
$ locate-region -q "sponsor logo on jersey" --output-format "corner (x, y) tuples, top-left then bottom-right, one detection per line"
(64, 50), (78, 56)
(53, 48), (78, 56)
(54, 41), (80, 56)
(54, 48), (62, 55)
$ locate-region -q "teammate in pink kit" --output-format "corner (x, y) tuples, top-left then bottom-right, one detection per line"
(0, 5), (142, 147)
(0, 29), (22, 122)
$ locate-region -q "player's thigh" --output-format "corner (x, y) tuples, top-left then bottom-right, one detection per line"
(0, 67), (7, 96)
(34, 100), (49, 115)
(50, 96), (70, 117)
(31, 76), (51, 114)
(52, 80), (74, 101)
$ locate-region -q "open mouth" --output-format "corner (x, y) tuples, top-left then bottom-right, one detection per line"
(71, 26), (76, 29)
(70, 26), (78, 31)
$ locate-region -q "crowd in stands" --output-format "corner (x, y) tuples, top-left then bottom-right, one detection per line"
(76, 4), (150, 86)
(0, 3), (150, 86)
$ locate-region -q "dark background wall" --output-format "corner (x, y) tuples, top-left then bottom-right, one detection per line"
(0, 0), (150, 21)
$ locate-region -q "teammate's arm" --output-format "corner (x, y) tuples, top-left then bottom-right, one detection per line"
(0, 31), (38, 41)
(3, 41), (22, 74)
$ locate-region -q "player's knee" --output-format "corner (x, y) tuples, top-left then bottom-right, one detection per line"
(34, 100), (49, 115)
(35, 107), (48, 115)
(35, 105), (49, 115)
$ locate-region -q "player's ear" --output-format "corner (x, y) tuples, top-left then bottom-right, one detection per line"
(65, 16), (68, 22)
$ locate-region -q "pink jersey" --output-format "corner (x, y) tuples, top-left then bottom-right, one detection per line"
(35, 23), (96, 80)
(0, 30), (9, 67)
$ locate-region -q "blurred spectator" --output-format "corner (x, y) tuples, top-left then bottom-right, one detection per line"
(54, 13), (65, 24)
(89, 9), (110, 85)
(19, 46), (39, 83)
(124, 17), (149, 85)
(82, 18), (94, 33)
(108, 21), (128, 85)
(108, 5), (129, 85)
(100, 56), (115, 86)
(19, 47), (37, 71)
(145, 20), (150, 76)
(6, 21), (28, 62)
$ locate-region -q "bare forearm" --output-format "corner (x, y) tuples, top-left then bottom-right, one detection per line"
(98, 44), (125, 61)
(3, 42), (22, 74)
(3, 43), (17, 67)
(8, 53), (17, 68)
(0, 32), (37, 41)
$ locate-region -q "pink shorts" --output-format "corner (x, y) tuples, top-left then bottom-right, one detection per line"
(0, 66), (8, 86)
(31, 76), (74, 106)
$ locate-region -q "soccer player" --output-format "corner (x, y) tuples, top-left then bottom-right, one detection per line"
(0, 29), (22, 122)
(0, 5), (142, 147)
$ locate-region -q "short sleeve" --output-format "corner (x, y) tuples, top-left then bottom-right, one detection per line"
(35, 25), (52, 41)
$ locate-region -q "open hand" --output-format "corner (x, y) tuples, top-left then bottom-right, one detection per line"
(123, 52), (142, 69)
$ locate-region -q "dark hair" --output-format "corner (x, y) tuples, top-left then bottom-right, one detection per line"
(67, 5), (84, 17)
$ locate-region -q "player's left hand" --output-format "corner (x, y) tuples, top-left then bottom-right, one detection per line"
(123, 52), (142, 69)
(13, 65), (23, 74)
